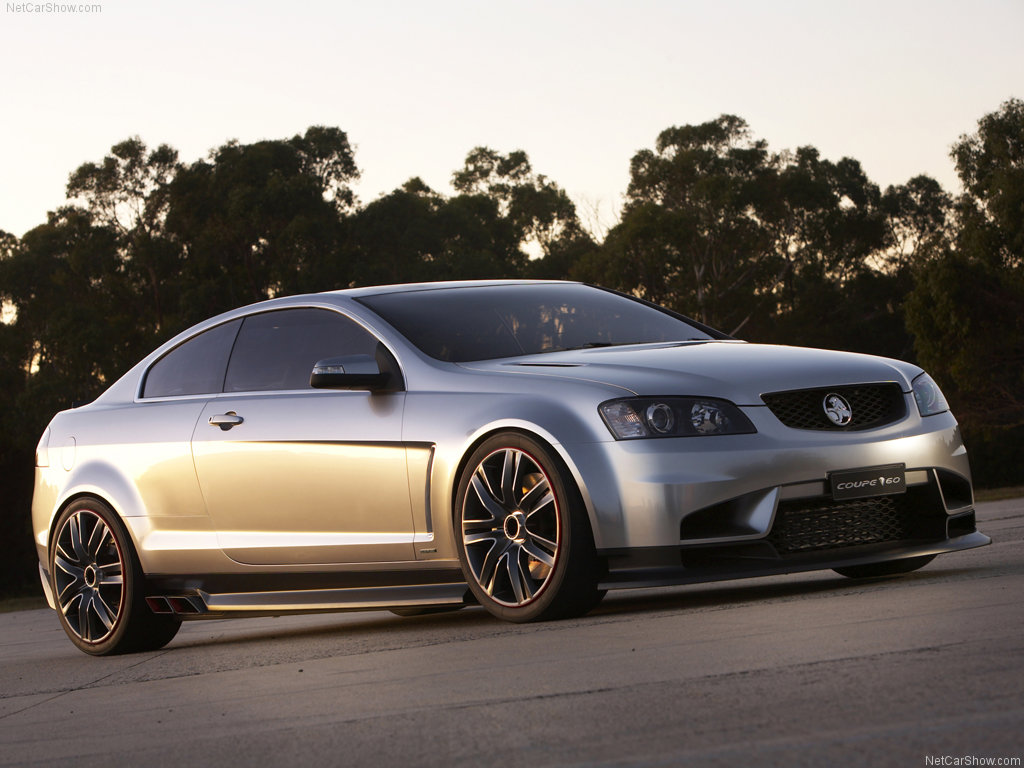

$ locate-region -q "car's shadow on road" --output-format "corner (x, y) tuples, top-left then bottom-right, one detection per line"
(168, 565), (992, 652)
(589, 565), (984, 619)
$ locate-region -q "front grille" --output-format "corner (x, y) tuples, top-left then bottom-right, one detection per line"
(761, 383), (906, 431)
(766, 494), (943, 554)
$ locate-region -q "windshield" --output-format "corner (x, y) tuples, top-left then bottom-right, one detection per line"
(356, 283), (721, 362)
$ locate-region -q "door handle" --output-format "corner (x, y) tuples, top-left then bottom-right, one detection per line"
(209, 412), (244, 431)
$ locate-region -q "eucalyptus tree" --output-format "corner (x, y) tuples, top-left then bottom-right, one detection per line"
(907, 98), (1024, 429)
(345, 176), (525, 286)
(454, 148), (583, 246)
(165, 127), (358, 324)
(66, 137), (182, 337)
(575, 116), (778, 332)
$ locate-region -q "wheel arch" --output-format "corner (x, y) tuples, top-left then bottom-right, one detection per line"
(43, 490), (134, 616)
(46, 469), (148, 560)
(448, 423), (600, 546)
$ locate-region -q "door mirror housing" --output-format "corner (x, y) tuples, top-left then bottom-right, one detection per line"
(310, 355), (389, 390)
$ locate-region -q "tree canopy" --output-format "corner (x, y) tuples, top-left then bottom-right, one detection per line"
(906, 98), (1024, 431)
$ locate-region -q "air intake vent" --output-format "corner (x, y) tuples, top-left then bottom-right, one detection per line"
(766, 493), (946, 554)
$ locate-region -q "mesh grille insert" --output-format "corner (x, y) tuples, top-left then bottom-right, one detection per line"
(766, 494), (943, 554)
(761, 383), (906, 431)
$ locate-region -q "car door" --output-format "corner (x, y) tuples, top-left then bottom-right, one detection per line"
(128, 318), (243, 526)
(190, 307), (417, 565)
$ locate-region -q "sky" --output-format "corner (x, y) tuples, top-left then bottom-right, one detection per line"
(1, 0), (1022, 240)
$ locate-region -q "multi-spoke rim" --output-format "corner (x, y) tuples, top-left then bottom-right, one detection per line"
(53, 509), (125, 645)
(461, 448), (561, 607)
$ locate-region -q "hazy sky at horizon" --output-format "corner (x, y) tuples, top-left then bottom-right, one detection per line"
(1, 0), (1021, 239)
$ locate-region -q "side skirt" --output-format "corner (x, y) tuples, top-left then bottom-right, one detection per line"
(142, 565), (468, 619)
(146, 582), (470, 619)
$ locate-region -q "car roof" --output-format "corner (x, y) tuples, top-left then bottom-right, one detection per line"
(329, 279), (579, 298)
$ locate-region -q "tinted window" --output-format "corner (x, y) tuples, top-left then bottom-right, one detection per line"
(357, 284), (718, 362)
(224, 308), (380, 392)
(142, 319), (242, 398)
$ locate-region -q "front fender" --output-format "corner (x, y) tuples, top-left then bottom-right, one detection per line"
(403, 389), (619, 558)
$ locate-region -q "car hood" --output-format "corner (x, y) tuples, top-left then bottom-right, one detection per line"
(461, 341), (921, 404)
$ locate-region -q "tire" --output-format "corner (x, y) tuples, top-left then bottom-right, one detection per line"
(50, 498), (181, 656)
(833, 554), (936, 579)
(455, 433), (601, 622)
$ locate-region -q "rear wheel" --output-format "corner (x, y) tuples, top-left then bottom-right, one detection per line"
(455, 433), (601, 622)
(834, 554), (936, 579)
(50, 498), (180, 655)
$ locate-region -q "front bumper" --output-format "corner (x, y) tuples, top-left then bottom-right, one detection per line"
(574, 409), (990, 588)
(570, 408), (973, 551)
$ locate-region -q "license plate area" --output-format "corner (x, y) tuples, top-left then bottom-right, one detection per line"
(829, 463), (906, 501)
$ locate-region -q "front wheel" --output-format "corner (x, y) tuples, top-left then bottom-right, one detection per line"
(455, 433), (601, 622)
(834, 554), (936, 579)
(50, 498), (181, 655)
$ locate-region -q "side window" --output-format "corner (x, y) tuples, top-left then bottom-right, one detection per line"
(141, 319), (242, 398)
(224, 308), (380, 392)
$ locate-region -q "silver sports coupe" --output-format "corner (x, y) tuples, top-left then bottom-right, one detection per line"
(31, 280), (989, 655)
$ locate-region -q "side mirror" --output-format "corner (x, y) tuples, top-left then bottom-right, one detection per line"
(310, 355), (389, 390)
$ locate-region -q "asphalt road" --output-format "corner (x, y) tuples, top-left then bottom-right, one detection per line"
(2, 500), (1022, 768)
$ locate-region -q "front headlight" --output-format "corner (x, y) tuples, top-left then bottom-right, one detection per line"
(599, 397), (756, 439)
(912, 373), (950, 417)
